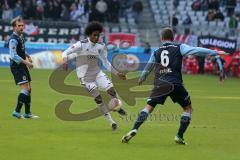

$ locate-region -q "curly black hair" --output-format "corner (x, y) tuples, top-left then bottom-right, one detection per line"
(84, 21), (103, 36)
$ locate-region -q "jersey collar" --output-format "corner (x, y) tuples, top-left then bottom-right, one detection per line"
(88, 38), (96, 46)
(13, 32), (23, 38)
(13, 32), (19, 37)
(161, 40), (172, 44)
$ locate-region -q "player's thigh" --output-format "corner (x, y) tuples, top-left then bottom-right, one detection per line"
(79, 78), (99, 97)
(147, 82), (172, 107)
(80, 78), (97, 92)
(11, 67), (30, 86)
(24, 67), (31, 82)
(170, 85), (191, 108)
(20, 82), (31, 91)
(96, 71), (113, 91)
(147, 95), (168, 108)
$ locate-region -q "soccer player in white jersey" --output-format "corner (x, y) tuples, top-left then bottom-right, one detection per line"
(62, 22), (127, 131)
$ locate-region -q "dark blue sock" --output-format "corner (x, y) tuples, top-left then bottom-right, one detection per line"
(15, 93), (24, 113)
(133, 110), (149, 130)
(17, 89), (30, 114)
(25, 94), (31, 114)
(177, 115), (191, 138)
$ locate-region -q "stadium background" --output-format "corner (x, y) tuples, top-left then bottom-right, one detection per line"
(0, 1), (240, 160)
(0, 0), (240, 77)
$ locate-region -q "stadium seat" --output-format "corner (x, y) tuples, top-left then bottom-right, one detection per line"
(121, 26), (130, 33)
(196, 11), (203, 17)
(209, 21), (217, 27)
(111, 26), (120, 33)
(217, 21), (226, 28)
(119, 17), (126, 24)
(130, 27), (138, 34)
(127, 18), (136, 26)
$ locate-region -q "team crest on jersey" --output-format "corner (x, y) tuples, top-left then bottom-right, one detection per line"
(22, 76), (27, 80)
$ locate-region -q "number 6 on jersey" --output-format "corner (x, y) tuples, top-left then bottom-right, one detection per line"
(161, 50), (169, 67)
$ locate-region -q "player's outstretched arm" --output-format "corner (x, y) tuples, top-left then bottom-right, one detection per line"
(99, 45), (126, 80)
(62, 41), (82, 70)
(180, 44), (225, 82)
(180, 44), (219, 56)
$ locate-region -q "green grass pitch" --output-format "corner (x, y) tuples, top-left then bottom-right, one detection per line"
(0, 67), (240, 160)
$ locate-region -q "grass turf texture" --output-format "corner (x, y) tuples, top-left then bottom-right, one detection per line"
(0, 67), (240, 160)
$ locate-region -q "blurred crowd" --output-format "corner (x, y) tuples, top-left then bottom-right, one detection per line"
(0, 0), (143, 23)
(191, 0), (237, 22)
(172, 0), (239, 31)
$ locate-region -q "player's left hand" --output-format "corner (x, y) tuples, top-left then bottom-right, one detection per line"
(218, 51), (229, 55)
(27, 56), (33, 63)
(117, 73), (126, 80)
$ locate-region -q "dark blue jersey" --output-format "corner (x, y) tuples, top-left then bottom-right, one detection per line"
(153, 42), (183, 84)
(9, 32), (26, 67)
(139, 42), (223, 85)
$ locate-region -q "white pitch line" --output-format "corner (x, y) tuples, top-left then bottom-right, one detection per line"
(196, 96), (240, 100)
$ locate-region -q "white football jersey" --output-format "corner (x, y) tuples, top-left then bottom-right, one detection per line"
(62, 38), (118, 80)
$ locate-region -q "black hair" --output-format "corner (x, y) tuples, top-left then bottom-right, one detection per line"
(161, 27), (174, 41)
(84, 21), (103, 36)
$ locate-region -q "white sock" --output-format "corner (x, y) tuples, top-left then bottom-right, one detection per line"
(97, 103), (108, 114)
(97, 103), (115, 124)
(104, 112), (115, 125)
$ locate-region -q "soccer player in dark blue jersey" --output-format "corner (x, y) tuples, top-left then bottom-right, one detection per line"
(9, 16), (39, 119)
(122, 27), (225, 144)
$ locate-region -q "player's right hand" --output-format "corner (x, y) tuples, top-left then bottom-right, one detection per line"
(27, 62), (33, 69)
(23, 60), (33, 69)
(117, 72), (126, 80)
(63, 63), (68, 71)
(138, 79), (143, 85)
(62, 58), (68, 71)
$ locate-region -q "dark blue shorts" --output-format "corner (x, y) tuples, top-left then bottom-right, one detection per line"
(147, 84), (191, 108)
(11, 66), (31, 85)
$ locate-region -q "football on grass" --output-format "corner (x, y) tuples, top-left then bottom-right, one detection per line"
(108, 98), (122, 111)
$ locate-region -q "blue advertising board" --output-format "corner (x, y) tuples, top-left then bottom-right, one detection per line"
(0, 41), (153, 70)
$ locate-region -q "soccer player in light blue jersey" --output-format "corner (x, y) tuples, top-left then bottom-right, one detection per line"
(9, 16), (39, 119)
(122, 27), (226, 144)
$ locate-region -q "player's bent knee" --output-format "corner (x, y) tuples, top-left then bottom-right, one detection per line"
(147, 100), (157, 108)
(94, 95), (103, 104)
(107, 87), (116, 97)
(145, 104), (155, 113)
(184, 105), (193, 113)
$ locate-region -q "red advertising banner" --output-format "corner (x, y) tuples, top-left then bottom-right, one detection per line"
(108, 33), (136, 47)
